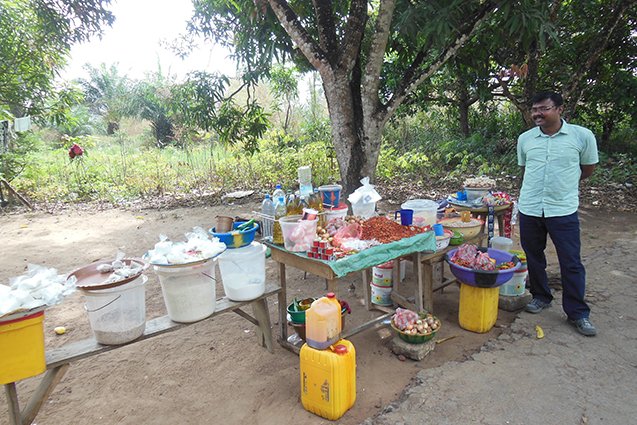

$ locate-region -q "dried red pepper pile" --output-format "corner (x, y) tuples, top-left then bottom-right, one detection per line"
(361, 216), (428, 244)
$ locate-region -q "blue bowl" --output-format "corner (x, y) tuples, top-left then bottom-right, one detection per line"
(209, 221), (259, 249)
(445, 248), (521, 288)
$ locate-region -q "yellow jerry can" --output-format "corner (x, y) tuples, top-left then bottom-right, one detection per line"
(300, 339), (356, 420)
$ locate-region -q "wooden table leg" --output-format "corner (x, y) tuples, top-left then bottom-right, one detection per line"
(422, 256), (434, 313)
(497, 214), (506, 236)
(326, 279), (337, 294)
(21, 364), (70, 425)
(361, 268), (372, 311)
(251, 299), (274, 353)
(277, 262), (288, 343)
(4, 383), (21, 425)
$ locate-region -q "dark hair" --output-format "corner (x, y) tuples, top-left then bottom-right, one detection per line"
(531, 91), (563, 107)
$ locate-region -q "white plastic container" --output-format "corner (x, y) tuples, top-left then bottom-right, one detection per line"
(218, 242), (266, 301)
(153, 260), (216, 323)
(464, 187), (490, 202)
(325, 203), (348, 222)
(401, 199), (438, 227)
(351, 201), (376, 218)
(370, 283), (392, 306)
(81, 275), (147, 345)
(500, 270), (528, 296)
(491, 236), (513, 252)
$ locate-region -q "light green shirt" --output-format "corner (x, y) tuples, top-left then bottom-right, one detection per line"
(517, 120), (598, 217)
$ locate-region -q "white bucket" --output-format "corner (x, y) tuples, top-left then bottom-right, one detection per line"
(499, 270), (528, 296)
(325, 203), (348, 222)
(371, 260), (406, 286)
(372, 263), (393, 287)
(153, 260), (216, 323)
(81, 275), (147, 345)
(401, 199), (438, 227)
(218, 242), (266, 301)
(370, 283), (392, 306)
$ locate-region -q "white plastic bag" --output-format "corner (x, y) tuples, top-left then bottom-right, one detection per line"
(348, 177), (382, 218)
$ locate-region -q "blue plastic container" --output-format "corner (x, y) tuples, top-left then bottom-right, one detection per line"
(209, 221), (259, 249)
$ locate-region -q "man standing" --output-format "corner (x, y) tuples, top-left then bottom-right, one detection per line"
(517, 91), (599, 336)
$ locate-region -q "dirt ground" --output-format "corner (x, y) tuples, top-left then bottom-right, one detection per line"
(0, 200), (632, 425)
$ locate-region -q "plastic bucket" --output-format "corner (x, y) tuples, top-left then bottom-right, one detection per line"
(325, 203), (348, 222)
(372, 262), (393, 287)
(401, 199), (438, 227)
(464, 187), (490, 202)
(490, 236), (513, 252)
(370, 283), (392, 306)
(351, 201), (376, 218)
(318, 184), (342, 208)
(153, 260), (216, 323)
(218, 242), (266, 301)
(499, 270), (528, 296)
(80, 275), (147, 345)
(0, 310), (45, 384)
(280, 215), (318, 252)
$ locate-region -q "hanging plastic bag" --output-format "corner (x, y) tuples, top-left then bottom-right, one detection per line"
(347, 177), (382, 218)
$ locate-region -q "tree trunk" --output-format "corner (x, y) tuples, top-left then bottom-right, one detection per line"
(322, 70), (382, 195)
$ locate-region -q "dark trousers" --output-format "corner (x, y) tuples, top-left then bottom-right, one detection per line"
(519, 211), (590, 320)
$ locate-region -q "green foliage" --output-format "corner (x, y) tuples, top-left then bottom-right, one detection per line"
(0, 0), (114, 116)
(0, 132), (42, 181)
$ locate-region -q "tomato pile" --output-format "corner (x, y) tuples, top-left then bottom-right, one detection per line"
(360, 216), (428, 244)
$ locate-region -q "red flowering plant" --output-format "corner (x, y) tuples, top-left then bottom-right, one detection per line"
(68, 143), (84, 159)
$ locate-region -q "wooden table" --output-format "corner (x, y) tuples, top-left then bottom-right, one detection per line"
(266, 234), (483, 354)
(4, 283), (280, 425)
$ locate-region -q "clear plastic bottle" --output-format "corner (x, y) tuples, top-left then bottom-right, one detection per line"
(261, 194), (275, 239)
(272, 184), (285, 201)
(306, 292), (342, 350)
(272, 195), (287, 245)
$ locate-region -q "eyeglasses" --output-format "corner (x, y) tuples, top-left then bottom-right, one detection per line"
(531, 106), (557, 113)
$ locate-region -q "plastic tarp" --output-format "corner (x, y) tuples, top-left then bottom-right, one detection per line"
(289, 231), (436, 278)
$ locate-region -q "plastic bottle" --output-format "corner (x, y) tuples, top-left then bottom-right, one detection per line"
(272, 184), (285, 201)
(306, 292), (342, 350)
(309, 189), (325, 227)
(272, 195), (287, 245)
(286, 192), (304, 216)
(261, 194), (275, 239)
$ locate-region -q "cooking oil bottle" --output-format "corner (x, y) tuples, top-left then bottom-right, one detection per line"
(308, 189), (325, 227)
(286, 192), (304, 215)
(300, 339), (356, 420)
(272, 195), (286, 245)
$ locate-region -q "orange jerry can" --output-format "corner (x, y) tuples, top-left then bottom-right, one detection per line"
(300, 339), (356, 420)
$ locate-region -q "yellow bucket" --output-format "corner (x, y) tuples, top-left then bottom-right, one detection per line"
(0, 310), (46, 384)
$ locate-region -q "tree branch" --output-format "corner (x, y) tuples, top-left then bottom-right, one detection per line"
(266, 0), (331, 73)
(336, 0), (367, 74)
(361, 0), (397, 120)
(382, 1), (497, 124)
(562, 0), (635, 108)
(312, 0), (338, 63)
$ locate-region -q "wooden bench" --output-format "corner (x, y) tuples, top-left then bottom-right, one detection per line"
(4, 282), (281, 425)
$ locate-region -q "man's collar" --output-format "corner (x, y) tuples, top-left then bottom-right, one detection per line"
(534, 119), (569, 137)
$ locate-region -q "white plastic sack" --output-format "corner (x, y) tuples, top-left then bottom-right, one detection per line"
(347, 177), (382, 205)
(0, 264), (76, 316)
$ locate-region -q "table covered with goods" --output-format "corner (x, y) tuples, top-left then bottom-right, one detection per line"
(2, 165), (527, 423)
